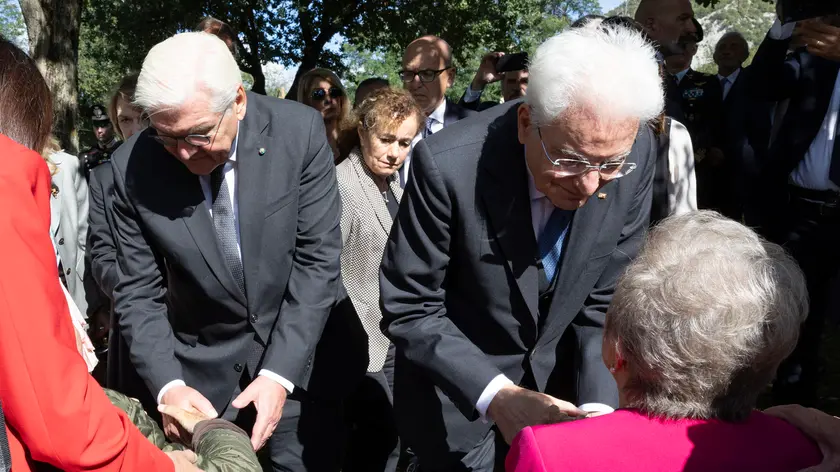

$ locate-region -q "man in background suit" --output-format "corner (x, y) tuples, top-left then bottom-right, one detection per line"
(459, 52), (529, 112)
(714, 31), (774, 222)
(110, 32), (358, 471)
(635, 0), (698, 124)
(749, 14), (840, 407)
(380, 25), (663, 471)
(398, 35), (475, 185)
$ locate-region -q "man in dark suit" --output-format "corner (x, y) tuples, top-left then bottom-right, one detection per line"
(459, 52), (529, 112)
(635, 0), (698, 124)
(398, 35), (475, 185)
(380, 25), (663, 471)
(714, 31), (773, 222)
(109, 32), (356, 471)
(749, 14), (840, 407)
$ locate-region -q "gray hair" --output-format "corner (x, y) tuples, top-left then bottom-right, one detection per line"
(716, 31), (750, 55)
(135, 32), (241, 115)
(525, 24), (663, 126)
(607, 211), (807, 422)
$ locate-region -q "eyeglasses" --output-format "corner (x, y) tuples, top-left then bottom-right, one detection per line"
(398, 68), (452, 83)
(537, 128), (636, 180)
(311, 87), (343, 101)
(151, 110), (227, 148)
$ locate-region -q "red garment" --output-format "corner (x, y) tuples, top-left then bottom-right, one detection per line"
(506, 409), (822, 472)
(0, 134), (174, 472)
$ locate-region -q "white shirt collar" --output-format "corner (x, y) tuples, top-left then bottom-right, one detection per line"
(717, 67), (741, 83)
(228, 121), (240, 164)
(674, 68), (690, 84)
(428, 99), (447, 125)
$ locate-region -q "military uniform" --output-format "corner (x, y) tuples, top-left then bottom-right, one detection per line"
(672, 69), (723, 157)
(79, 105), (121, 181)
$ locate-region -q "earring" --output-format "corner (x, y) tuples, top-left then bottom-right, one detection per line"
(608, 366), (617, 373)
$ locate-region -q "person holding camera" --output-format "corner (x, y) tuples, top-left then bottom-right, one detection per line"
(460, 52), (530, 112)
(749, 2), (840, 408)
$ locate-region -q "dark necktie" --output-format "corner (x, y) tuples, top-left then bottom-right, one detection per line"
(537, 207), (573, 286)
(0, 402), (10, 472)
(422, 117), (434, 138)
(210, 164), (245, 295)
(829, 116), (840, 187)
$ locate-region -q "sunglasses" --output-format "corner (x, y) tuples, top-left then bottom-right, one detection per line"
(398, 68), (452, 83)
(311, 87), (343, 101)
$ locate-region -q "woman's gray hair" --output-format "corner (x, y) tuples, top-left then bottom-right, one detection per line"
(607, 211), (808, 421)
(525, 24), (663, 126)
(134, 32), (241, 115)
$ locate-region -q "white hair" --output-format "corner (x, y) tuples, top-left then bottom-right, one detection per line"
(607, 211), (808, 422)
(526, 25), (664, 126)
(135, 32), (242, 115)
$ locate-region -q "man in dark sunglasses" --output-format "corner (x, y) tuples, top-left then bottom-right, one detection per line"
(397, 35), (475, 185)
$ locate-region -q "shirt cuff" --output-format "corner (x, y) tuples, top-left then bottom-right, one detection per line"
(462, 85), (484, 104)
(579, 403), (615, 414)
(769, 18), (796, 40)
(157, 379), (187, 404)
(258, 369), (295, 393)
(476, 374), (514, 419)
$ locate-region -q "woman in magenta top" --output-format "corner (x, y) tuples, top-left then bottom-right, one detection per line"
(507, 211), (823, 472)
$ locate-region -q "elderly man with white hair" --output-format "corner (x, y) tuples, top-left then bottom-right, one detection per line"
(379, 25), (663, 470)
(109, 32), (361, 471)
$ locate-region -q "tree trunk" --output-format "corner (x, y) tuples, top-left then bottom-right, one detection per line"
(20, 0), (81, 155)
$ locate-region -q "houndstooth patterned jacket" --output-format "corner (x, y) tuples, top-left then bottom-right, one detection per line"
(336, 148), (403, 372)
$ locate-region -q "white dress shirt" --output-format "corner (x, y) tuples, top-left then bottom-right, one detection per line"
(400, 99), (448, 186)
(764, 19), (840, 192)
(157, 124), (295, 404)
(668, 120), (699, 215)
(462, 85), (484, 104)
(717, 67), (741, 101)
(474, 161), (614, 419)
(673, 68), (690, 85)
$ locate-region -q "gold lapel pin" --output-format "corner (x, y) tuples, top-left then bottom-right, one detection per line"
(258, 147), (266, 156)
(597, 192), (607, 200)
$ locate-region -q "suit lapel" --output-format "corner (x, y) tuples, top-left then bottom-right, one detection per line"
(479, 107), (539, 322)
(180, 176), (247, 305)
(350, 151), (394, 233)
(235, 108), (271, 310)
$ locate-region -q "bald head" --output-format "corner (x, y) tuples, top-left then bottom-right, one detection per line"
(401, 35), (456, 114)
(635, 0), (696, 52)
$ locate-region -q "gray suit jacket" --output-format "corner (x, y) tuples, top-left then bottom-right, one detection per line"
(336, 148), (402, 372)
(49, 151), (89, 316)
(110, 93), (346, 410)
(380, 102), (656, 462)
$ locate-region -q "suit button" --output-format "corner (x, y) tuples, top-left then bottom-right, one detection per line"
(234, 363), (243, 373)
(250, 314), (258, 323)
(58, 238), (65, 245)
(65, 268), (71, 275)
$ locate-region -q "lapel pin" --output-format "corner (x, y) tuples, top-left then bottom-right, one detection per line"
(258, 147), (266, 156)
(597, 192), (607, 200)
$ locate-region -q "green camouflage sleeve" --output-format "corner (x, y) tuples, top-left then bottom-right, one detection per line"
(104, 388), (169, 450)
(105, 388), (260, 471)
(191, 425), (262, 472)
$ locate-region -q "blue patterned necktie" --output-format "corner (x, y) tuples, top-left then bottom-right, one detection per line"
(537, 208), (574, 284)
(210, 164), (245, 295)
(422, 116), (434, 138)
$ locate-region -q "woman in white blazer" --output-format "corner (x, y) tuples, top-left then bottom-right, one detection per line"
(335, 88), (423, 472)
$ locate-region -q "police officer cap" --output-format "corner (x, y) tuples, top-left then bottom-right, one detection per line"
(91, 105), (110, 123)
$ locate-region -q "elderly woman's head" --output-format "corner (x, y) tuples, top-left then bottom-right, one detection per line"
(297, 68), (350, 125)
(0, 37), (52, 153)
(604, 211), (807, 422)
(350, 88), (422, 178)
